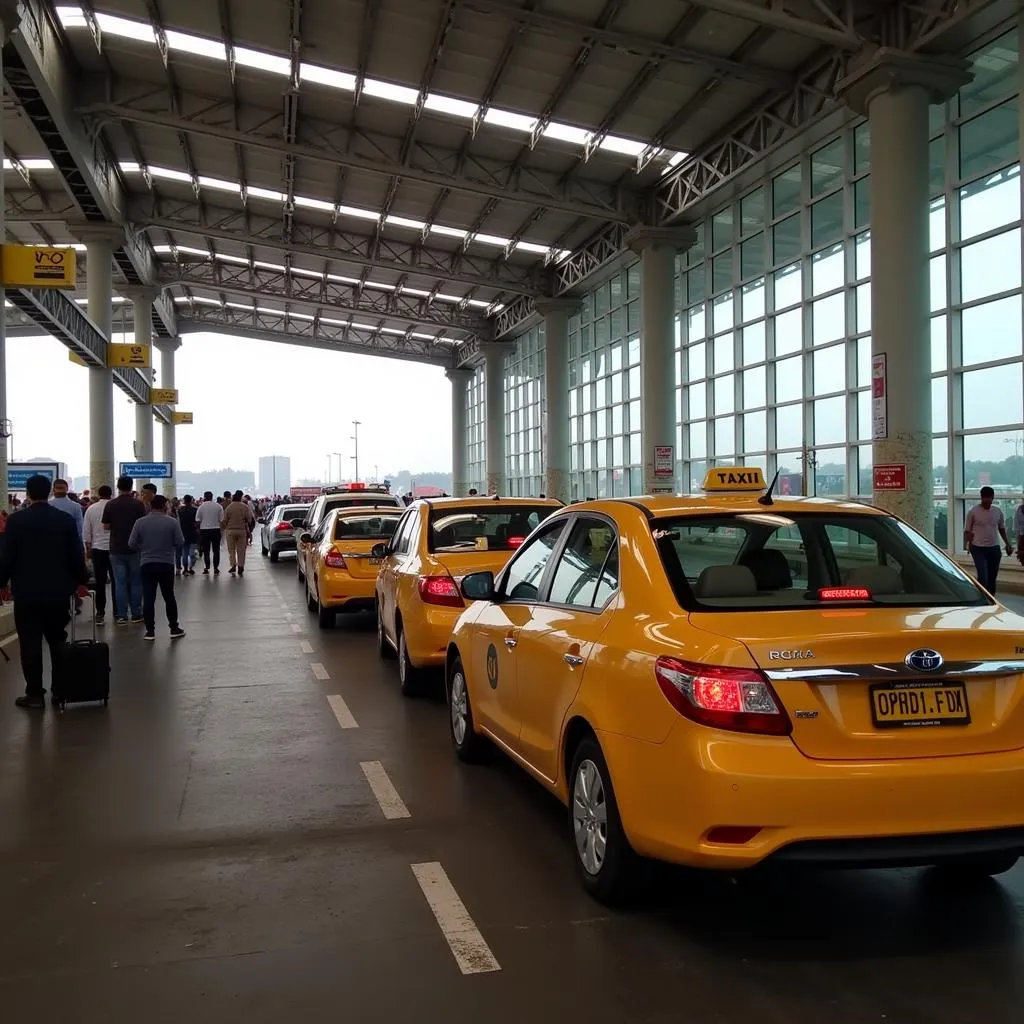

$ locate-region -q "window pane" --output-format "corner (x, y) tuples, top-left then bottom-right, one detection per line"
(854, 178), (870, 229)
(962, 364), (1023, 428)
(856, 444), (873, 494)
(714, 332), (734, 374)
(962, 296), (1022, 366)
(714, 374), (735, 415)
(712, 208), (734, 251)
(687, 267), (705, 304)
(932, 375), (948, 432)
(742, 278), (765, 321)
(930, 254), (947, 313)
(856, 282), (870, 333)
(775, 404), (803, 449)
(742, 321), (766, 365)
(932, 315), (947, 372)
(814, 396), (846, 445)
(963, 431), (1023, 489)
(959, 98), (1019, 180)
(812, 244), (844, 296)
(714, 416), (735, 456)
(741, 189), (765, 234)
(812, 293), (845, 346)
(774, 263), (801, 309)
(813, 344), (846, 394)
(960, 168), (1021, 241)
(854, 121), (870, 174)
(811, 138), (843, 195)
(930, 198), (947, 252)
(775, 308), (802, 356)
(960, 33), (1019, 116)
(689, 421), (707, 458)
(712, 293), (734, 333)
(741, 234), (764, 280)
(961, 229), (1022, 302)
(773, 214), (801, 264)
(688, 341), (706, 381)
(503, 522), (565, 600)
(743, 365), (766, 407)
(772, 166), (801, 217)
(857, 337), (871, 386)
(713, 251), (734, 293)
(744, 410), (767, 451)
(688, 383), (707, 419)
(857, 389), (871, 441)
(811, 191), (844, 246)
(929, 136), (945, 196)
(688, 304), (706, 341)
(855, 231), (870, 280)
(815, 454), (847, 496)
(548, 520), (617, 608)
(775, 355), (803, 403)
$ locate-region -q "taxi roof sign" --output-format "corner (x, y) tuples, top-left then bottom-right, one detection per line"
(702, 467), (767, 492)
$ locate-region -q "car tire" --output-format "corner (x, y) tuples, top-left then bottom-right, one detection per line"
(569, 735), (636, 906)
(396, 622), (423, 697)
(261, 541), (268, 557)
(297, 558), (305, 582)
(317, 600), (334, 630)
(941, 853), (1019, 878)
(269, 549), (279, 563)
(306, 576), (318, 612)
(377, 602), (395, 660)
(447, 655), (486, 762)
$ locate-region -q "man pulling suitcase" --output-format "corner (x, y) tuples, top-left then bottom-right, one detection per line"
(0, 474), (89, 709)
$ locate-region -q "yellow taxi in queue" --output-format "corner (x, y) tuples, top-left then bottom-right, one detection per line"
(300, 506), (404, 628)
(445, 467), (1024, 903)
(375, 496), (563, 694)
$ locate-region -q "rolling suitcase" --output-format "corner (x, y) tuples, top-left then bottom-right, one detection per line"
(53, 594), (110, 711)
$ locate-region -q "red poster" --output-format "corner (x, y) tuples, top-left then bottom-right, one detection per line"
(873, 464), (907, 491)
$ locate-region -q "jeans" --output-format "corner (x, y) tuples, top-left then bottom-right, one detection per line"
(13, 601), (69, 698)
(226, 530), (248, 570)
(178, 541), (198, 571)
(141, 563), (179, 632)
(110, 552), (143, 620)
(90, 548), (116, 616)
(970, 544), (1002, 594)
(200, 529), (221, 570)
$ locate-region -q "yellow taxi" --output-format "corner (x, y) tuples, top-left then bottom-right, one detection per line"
(445, 467), (1024, 903)
(374, 496), (562, 694)
(299, 506), (403, 628)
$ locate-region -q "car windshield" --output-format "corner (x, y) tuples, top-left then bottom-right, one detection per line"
(428, 505), (555, 553)
(654, 512), (989, 610)
(333, 513), (401, 541)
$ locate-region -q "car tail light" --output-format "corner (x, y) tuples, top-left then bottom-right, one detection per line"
(654, 657), (791, 736)
(818, 586), (871, 601)
(418, 575), (464, 608)
(324, 550), (346, 569)
(275, 522), (293, 532)
(507, 536), (526, 548)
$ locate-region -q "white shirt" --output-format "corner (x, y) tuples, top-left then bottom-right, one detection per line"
(195, 500), (224, 530)
(965, 504), (1005, 547)
(83, 499), (110, 552)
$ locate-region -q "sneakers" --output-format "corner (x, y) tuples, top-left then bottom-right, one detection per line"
(95, 614), (105, 626)
(15, 694), (45, 709)
(214, 569), (221, 576)
(229, 566), (237, 575)
(143, 630), (155, 641)
(116, 617), (129, 626)
(238, 568), (245, 577)
(203, 568), (210, 575)
(169, 627), (186, 640)
(131, 616), (144, 625)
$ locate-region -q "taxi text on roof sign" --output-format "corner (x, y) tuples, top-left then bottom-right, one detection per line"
(0, 244), (77, 289)
(702, 467), (767, 492)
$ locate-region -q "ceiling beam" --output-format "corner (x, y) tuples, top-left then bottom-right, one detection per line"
(667, 0), (861, 48)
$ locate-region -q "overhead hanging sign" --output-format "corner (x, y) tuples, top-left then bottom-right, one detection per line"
(7, 461), (60, 491)
(871, 353), (887, 440)
(172, 411), (194, 425)
(108, 343), (151, 368)
(119, 461), (173, 480)
(1, 245), (77, 288)
(69, 350), (89, 367)
(150, 387), (178, 405)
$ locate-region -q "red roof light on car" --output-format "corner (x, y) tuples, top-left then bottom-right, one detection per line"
(818, 587), (871, 601)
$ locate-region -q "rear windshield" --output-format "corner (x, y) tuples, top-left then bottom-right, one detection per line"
(277, 506), (308, 524)
(655, 512), (988, 610)
(333, 513), (402, 541)
(325, 497), (400, 512)
(428, 505), (555, 553)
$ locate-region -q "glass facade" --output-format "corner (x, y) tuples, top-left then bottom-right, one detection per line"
(472, 23), (1021, 553)
(465, 367), (486, 494)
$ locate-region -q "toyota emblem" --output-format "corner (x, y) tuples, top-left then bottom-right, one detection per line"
(905, 648), (944, 672)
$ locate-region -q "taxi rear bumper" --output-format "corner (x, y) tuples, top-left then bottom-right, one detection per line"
(597, 725), (1024, 870)
(318, 569), (377, 610)
(403, 602), (462, 668)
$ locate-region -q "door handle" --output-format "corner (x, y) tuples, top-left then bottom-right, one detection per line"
(563, 653), (585, 667)
(504, 636), (518, 649)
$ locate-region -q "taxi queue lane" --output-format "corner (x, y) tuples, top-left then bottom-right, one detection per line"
(0, 550), (1023, 1022)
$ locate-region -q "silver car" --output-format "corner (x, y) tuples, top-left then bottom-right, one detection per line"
(260, 504), (310, 562)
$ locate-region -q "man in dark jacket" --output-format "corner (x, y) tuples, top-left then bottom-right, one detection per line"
(0, 474), (89, 708)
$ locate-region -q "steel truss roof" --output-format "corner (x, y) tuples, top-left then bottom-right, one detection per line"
(1, 0), (1011, 370)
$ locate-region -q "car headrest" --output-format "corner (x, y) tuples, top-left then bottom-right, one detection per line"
(844, 565), (903, 595)
(740, 548), (793, 590)
(695, 564), (758, 599)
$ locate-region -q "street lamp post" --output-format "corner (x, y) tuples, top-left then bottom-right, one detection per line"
(351, 420), (361, 483)
(331, 451), (344, 484)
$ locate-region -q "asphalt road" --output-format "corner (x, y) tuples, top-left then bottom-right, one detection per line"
(0, 551), (1021, 1023)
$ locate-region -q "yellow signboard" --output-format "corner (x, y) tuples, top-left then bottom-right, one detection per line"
(172, 411), (194, 425)
(69, 350), (89, 367)
(702, 466), (767, 492)
(1, 244), (77, 288)
(108, 343), (151, 368)
(150, 388), (178, 405)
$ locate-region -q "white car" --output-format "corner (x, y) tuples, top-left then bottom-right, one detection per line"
(260, 504), (310, 562)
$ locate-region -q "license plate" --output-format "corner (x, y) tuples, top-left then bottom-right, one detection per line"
(870, 681), (970, 728)
(368, 557), (382, 566)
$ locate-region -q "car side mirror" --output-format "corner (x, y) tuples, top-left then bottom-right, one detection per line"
(370, 542), (389, 559)
(299, 532), (312, 544)
(461, 571), (496, 602)
(257, 516), (266, 524)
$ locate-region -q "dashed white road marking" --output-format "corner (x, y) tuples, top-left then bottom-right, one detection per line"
(0, 632), (17, 649)
(311, 662), (330, 681)
(326, 693), (358, 729)
(360, 761), (411, 820)
(290, 623), (303, 634)
(411, 862), (501, 975)
(299, 640), (314, 654)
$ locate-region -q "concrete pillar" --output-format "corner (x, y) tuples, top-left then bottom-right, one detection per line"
(124, 286), (159, 487)
(840, 49), (970, 534)
(76, 225), (123, 493)
(157, 338), (181, 497)
(626, 227), (695, 495)
(483, 344), (508, 495)
(447, 368), (472, 497)
(536, 299), (578, 503)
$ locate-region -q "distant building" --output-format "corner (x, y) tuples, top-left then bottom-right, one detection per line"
(258, 455), (291, 495)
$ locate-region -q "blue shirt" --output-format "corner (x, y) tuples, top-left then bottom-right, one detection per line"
(49, 495), (84, 540)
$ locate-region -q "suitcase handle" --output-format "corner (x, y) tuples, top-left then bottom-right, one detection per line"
(69, 591), (97, 643)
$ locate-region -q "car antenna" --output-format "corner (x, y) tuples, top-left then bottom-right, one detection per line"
(758, 469), (780, 507)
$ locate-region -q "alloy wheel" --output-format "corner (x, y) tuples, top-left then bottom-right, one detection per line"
(572, 758), (608, 876)
(450, 670), (468, 746)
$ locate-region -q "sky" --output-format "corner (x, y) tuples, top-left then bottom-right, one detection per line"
(5, 331), (453, 482)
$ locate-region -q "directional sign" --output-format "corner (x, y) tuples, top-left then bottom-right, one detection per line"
(69, 350), (89, 367)
(108, 343), (151, 368)
(150, 387), (178, 405)
(172, 411), (194, 425)
(1, 244), (77, 288)
(119, 461), (173, 480)
(7, 462), (60, 490)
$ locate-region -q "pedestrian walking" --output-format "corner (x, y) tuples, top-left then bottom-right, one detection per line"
(223, 490), (255, 576)
(0, 474), (89, 709)
(965, 486), (1013, 595)
(128, 495), (186, 642)
(102, 476), (147, 624)
(177, 495), (199, 575)
(50, 477), (85, 541)
(83, 484), (115, 625)
(141, 483), (157, 509)
(196, 491), (224, 574)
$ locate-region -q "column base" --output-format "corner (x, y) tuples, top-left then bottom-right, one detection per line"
(544, 467), (570, 504)
(872, 431), (933, 537)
